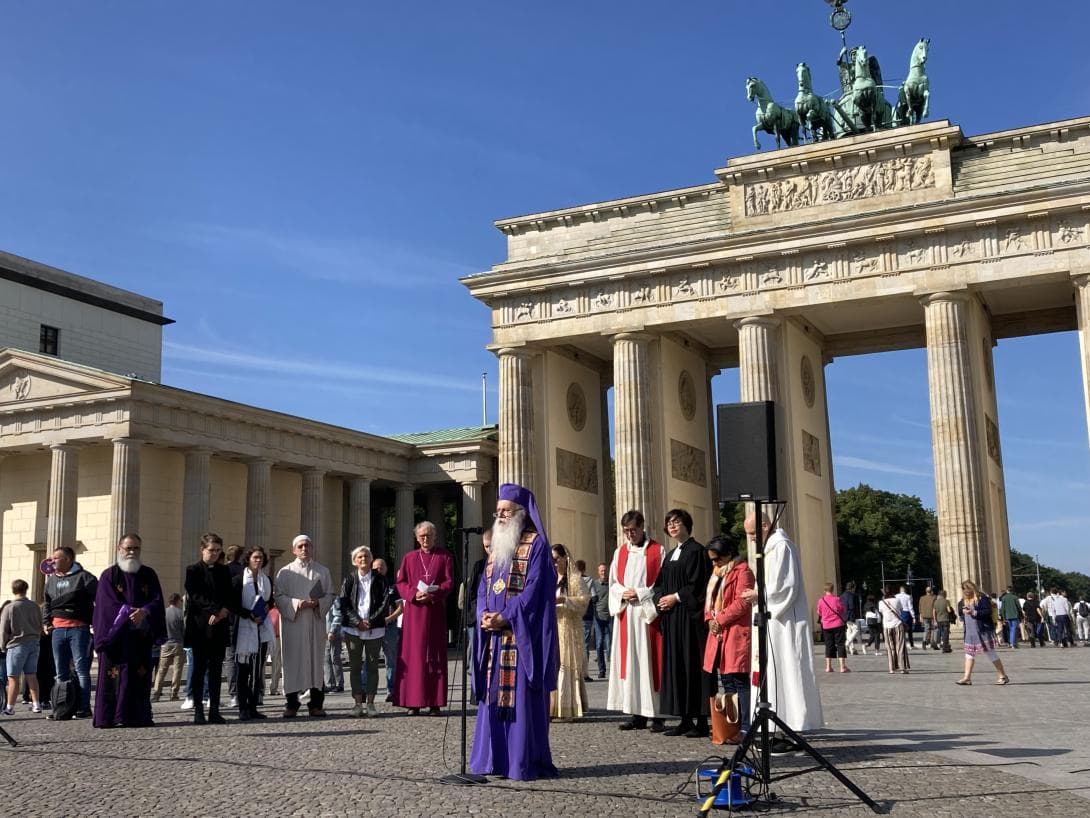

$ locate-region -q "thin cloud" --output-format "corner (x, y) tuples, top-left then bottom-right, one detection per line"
(833, 455), (931, 478)
(163, 222), (471, 289)
(1011, 517), (1090, 533)
(164, 341), (479, 394)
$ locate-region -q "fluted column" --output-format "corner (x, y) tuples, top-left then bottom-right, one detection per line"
(426, 490), (445, 545)
(735, 317), (782, 402)
(1074, 274), (1090, 450)
(47, 444), (79, 553)
(181, 449), (212, 576)
(922, 292), (988, 592)
(395, 484), (416, 560)
(245, 458), (273, 549)
(497, 347), (535, 489)
(347, 477), (372, 550)
(109, 438), (142, 545)
(600, 382), (617, 547)
(612, 332), (656, 525)
(300, 469), (326, 546)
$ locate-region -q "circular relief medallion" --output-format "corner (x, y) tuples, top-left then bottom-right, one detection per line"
(566, 382), (587, 432)
(801, 356), (816, 408)
(678, 370), (696, 421)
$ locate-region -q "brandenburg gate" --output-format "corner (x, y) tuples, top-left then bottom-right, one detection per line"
(463, 114), (1090, 601)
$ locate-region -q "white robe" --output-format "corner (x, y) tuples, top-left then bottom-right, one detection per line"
(606, 541), (662, 719)
(274, 558), (335, 694)
(754, 529), (823, 731)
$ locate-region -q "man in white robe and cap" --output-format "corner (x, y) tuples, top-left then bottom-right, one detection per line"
(274, 534), (335, 718)
(742, 512), (822, 753)
(606, 509), (666, 732)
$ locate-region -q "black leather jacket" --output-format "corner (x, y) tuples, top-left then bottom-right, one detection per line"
(337, 571), (391, 631)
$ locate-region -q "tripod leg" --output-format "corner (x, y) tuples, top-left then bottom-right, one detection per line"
(767, 712), (884, 814)
(699, 709), (770, 816)
(0, 726), (17, 747)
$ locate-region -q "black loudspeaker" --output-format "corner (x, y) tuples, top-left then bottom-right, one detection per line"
(716, 401), (782, 502)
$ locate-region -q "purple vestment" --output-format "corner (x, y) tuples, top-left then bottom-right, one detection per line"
(393, 545), (453, 708)
(469, 486), (559, 780)
(91, 564), (166, 728)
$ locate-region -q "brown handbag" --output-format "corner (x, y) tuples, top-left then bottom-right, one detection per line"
(709, 692), (740, 745)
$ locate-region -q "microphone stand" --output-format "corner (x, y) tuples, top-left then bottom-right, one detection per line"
(440, 526), (487, 786)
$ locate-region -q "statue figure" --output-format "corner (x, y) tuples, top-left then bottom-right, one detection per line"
(831, 45), (892, 136)
(795, 62), (835, 143)
(746, 77), (800, 150)
(899, 38), (930, 125)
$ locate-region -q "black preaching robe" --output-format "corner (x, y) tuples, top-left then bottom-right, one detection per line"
(652, 537), (711, 718)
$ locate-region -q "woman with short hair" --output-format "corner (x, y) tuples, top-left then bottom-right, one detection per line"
(339, 545), (391, 717)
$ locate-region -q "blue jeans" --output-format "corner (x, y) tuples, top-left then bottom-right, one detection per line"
(383, 625), (401, 693)
(720, 672), (751, 732)
(1005, 618), (1020, 647)
(51, 626), (92, 712)
(593, 616), (612, 676)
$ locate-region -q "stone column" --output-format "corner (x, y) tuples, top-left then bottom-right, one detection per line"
(245, 458), (273, 549)
(395, 484), (416, 561)
(300, 469), (326, 546)
(181, 448), (212, 575)
(47, 443), (79, 554)
(1074, 274), (1090, 450)
(497, 347), (535, 489)
(599, 382), (617, 547)
(461, 481), (484, 561)
(922, 292), (989, 592)
(347, 477), (372, 551)
(735, 316), (782, 402)
(109, 438), (142, 545)
(611, 332), (656, 525)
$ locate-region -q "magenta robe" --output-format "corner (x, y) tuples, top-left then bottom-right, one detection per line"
(394, 545), (454, 708)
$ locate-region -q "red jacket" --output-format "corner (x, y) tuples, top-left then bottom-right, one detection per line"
(703, 560), (755, 674)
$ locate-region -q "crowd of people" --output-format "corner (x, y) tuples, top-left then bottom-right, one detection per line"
(3, 483), (1081, 782)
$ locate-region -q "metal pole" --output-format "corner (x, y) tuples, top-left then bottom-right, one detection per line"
(481, 372), (487, 426)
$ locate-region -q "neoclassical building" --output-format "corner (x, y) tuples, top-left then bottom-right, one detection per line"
(464, 115), (1090, 600)
(0, 252), (497, 599)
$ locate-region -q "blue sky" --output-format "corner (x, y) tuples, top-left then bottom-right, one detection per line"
(1, 3), (1088, 571)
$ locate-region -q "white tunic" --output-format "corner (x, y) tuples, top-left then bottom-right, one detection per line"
(274, 558), (335, 694)
(755, 529), (823, 731)
(606, 541), (662, 719)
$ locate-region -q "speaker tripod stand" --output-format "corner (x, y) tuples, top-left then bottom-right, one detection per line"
(699, 498), (882, 815)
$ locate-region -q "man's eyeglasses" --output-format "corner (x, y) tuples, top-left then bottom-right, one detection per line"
(493, 509), (517, 519)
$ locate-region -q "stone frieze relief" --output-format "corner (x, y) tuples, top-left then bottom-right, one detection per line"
(743, 155), (935, 217)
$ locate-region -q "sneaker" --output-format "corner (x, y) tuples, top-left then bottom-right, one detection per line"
(226, 697), (237, 709)
(180, 698), (194, 710)
(350, 704), (365, 718)
(31, 703), (42, 713)
(74, 710), (92, 719)
(1, 707), (14, 716)
(366, 703), (378, 717)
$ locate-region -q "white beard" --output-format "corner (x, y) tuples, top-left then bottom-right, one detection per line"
(490, 508), (527, 572)
(117, 556), (141, 574)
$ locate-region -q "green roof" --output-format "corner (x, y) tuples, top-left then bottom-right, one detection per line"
(387, 425), (498, 445)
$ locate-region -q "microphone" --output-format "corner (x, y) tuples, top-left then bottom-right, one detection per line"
(453, 526), (485, 535)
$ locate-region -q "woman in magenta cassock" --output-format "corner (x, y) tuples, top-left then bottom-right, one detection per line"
(393, 520), (454, 714)
(470, 483), (559, 780)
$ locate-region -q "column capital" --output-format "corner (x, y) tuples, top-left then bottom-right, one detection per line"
(49, 442), (77, 453)
(1073, 271), (1090, 289)
(349, 474), (373, 485)
(460, 479), (484, 488)
(494, 345), (535, 360)
(185, 446), (214, 457)
(733, 315), (781, 332)
(919, 290), (971, 308)
(609, 331), (654, 346)
(396, 482), (416, 493)
(111, 437), (144, 447)
(247, 456), (274, 466)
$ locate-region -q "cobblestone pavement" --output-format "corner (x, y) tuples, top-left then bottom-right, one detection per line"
(1, 642), (1088, 816)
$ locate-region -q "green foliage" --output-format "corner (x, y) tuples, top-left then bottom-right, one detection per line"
(835, 484), (940, 595)
(1010, 549), (1090, 599)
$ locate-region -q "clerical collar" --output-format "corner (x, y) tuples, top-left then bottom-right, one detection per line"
(630, 537), (648, 549)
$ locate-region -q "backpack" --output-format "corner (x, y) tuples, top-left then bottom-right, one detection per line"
(50, 678), (79, 721)
(1079, 601), (1089, 618)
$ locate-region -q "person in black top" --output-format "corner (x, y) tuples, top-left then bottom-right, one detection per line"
(653, 508), (711, 738)
(184, 533), (236, 724)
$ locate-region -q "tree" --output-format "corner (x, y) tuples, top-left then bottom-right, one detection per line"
(835, 484), (940, 597)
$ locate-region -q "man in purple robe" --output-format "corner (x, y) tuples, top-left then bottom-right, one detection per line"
(394, 520), (454, 715)
(470, 483), (559, 780)
(92, 533), (166, 728)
